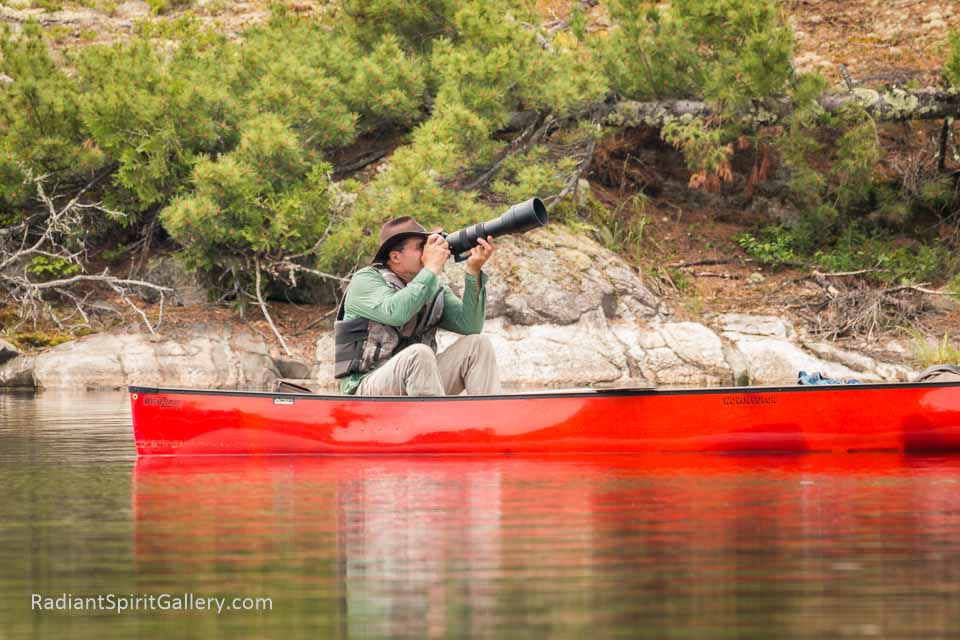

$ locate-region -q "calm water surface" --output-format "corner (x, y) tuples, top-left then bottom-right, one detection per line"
(2, 391), (960, 638)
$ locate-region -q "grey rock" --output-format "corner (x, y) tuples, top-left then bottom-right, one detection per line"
(733, 337), (873, 385)
(0, 338), (19, 366)
(112, 0), (150, 19)
(802, 340), (877, 373)
(615, 321), (733, 386)
(310, 332), (336, 385)
(45, 9), (100, 25)
(716, 313), (795, 341)
(722, 341), (750, 386)
(0, 355), (35, 388)
(30, 324), (279, 390)
(140, 254), (209, 306)
(438, 313), (632, 389)
(444, 225), (664, 326)
(304, 232), (916, 390)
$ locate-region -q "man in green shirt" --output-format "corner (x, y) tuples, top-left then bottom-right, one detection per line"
(333, 216), (502, 396)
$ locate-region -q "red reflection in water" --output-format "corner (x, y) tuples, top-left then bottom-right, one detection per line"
(132, 455), (960, 636)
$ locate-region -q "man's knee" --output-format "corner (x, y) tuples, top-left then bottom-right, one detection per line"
(398, 343), (437, 366)
(462, 334), (495, 355)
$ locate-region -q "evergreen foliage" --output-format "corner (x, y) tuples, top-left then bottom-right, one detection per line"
(946, 30), (960, 87)
(491, 147), (576, 204)
(77, 38), (237, 212)
(320, 0), (605, 271)
(341, 0), (457, 51)
(599, 0), (793, 110)
(0, 24), (103, 210)
(0, 0), (956, 305)
(160, 114), (333, 274)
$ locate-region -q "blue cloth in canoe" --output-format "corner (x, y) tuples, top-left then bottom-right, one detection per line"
(797, 371), (861, 385)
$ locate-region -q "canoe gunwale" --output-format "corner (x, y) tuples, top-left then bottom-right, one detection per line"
(128, 380), (960, 402)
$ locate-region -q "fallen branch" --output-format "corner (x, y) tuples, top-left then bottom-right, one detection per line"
(332, 148), (392, 178)
(462, 113), (551, 191)
(603, 87), (960, 129)
(254, 258), (293, 357)
(885, 284), (957, 296)
(294, 306), (339, 336)
(12, 273), (173, 292)
(812, 268), (885, 278)
(109, 280), (162, 335)
(271, 261), (349, 288)
(1, 170), (170, 334)
(801, 275), (934, 340)
(694, 272), (742, 279)
(668, 258), (741, 268)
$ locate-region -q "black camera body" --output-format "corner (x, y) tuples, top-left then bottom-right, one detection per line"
(441, 198), (548, 261)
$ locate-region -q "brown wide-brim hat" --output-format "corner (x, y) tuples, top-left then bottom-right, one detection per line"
(371, 216), (442, 264)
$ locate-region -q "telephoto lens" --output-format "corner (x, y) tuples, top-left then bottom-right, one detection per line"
(444, 198), (548, 261)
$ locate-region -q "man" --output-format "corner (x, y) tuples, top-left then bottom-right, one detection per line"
(334, 216), (502, 396)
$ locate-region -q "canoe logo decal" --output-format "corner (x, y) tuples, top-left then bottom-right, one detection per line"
(722, 394), (777, 406)
(143, 397), (181, 408)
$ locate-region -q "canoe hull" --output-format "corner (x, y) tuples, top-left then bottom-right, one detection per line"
(129, 383), (960, 456)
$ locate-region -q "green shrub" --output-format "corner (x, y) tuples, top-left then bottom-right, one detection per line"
(0, 24), (105, 209)
(491, 146), (576, 203)
(737, 227), (800, 268)
(814, 225), (954, 285)
(341, 0), (457, 51)
(31, 0), (63, 11)
(12, 331), (73, 349)
(27, 256), (81, 280)
(347, 35), (428, 129)
(145, 0), (191, 14)
(946, 30), (960, 87)
(160, 114), (334, 275)
(77, 39), (238, 212)
(323, 0), (604, 270)
(600, 0), (793, 111)
(918, 176), (955, 214)
(661, 117), (734, 185)
(589, 193), (649, 259)
(910, 331), (960, 368)
(829, 108), (881, 209)
(599, 2), (700, 100)
(948, 273), (960, 297)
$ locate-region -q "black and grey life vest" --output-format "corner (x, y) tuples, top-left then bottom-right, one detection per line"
(334, 268), (445, 379)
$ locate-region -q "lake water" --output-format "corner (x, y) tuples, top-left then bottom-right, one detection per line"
(3, 391), (960, 638)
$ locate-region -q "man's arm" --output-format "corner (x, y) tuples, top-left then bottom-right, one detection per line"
(439, 271), (487, 334)
(344, 268), (440, 327)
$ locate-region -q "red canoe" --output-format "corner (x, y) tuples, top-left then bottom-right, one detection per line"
(129, 381), (960, 456)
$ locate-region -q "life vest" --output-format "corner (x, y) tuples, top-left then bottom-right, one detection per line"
(334, 267), (445, 379)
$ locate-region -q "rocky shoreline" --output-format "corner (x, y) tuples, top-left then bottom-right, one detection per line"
(0, 226), (917, 391)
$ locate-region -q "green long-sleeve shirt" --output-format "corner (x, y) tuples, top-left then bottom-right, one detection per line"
(338, 266), (489, 394)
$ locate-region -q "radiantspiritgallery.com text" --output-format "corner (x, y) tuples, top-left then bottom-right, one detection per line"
(32, 592), (272, 615)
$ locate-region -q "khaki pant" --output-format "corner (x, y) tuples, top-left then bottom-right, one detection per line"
(356, 334), (502, 396)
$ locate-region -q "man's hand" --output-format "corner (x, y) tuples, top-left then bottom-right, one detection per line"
(422, 234), (451, 275)
(464, 236), (494, 277)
